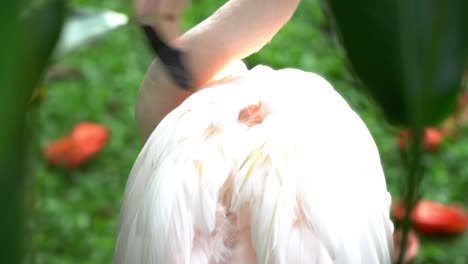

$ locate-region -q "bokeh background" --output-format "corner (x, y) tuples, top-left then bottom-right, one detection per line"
(32, 0), (467, 263)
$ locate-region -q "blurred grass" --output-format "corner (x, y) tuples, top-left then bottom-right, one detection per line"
(33, 0), (467, 263)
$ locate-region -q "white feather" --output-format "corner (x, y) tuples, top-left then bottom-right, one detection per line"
(113, 66), (394, 264)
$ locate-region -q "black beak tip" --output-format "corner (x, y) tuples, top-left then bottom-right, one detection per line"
(160, 50), (193, 91)
(169, 63), (193, 91)
(141, 24), (194, 91)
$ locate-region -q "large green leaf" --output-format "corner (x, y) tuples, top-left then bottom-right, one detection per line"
(327, 1), (467, 263)
(327, 0), (468, 127)
(0, 0), (65, 262)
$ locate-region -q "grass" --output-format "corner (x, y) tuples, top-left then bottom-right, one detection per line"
(33, 0), (467, 263)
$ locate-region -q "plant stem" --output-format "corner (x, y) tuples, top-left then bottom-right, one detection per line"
(396, 129), (425, 264)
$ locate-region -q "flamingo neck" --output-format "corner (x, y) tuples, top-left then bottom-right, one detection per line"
(177, 0), (301, 88)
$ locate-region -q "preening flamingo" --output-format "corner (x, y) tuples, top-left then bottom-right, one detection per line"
(113, 0), (394, 263)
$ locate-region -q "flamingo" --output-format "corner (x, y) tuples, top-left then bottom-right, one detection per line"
(113, 0), (394, 263)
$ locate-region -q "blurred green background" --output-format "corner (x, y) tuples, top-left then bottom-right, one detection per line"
(32, 0), (467, 263)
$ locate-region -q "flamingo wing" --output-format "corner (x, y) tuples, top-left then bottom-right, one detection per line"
(114, 66), (393, 263)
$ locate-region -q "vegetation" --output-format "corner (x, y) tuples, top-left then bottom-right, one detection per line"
(33, 0), (466, 263)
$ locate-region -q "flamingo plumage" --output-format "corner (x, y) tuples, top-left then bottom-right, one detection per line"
(113, 0), (394, 263)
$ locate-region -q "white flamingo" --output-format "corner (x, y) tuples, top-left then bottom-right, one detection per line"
(113, 0), (394, 263)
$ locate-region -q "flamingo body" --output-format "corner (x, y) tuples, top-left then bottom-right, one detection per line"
(113, 65), (394, 263)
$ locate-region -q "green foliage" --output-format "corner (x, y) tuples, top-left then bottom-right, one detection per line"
(327, 1), (467, 262)
(327, 0), (468, 127)
(1, 0), (65, 262)
(34, 0), (467, 263)
(34, 21), (148, 264)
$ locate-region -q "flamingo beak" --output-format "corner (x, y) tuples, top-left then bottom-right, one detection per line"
(141, 24), (193, 90)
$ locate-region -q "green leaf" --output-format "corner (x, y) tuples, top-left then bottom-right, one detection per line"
(0, 0), (65, 262)
(327, 0), (468, 128)
(327, 1), (468, 263)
